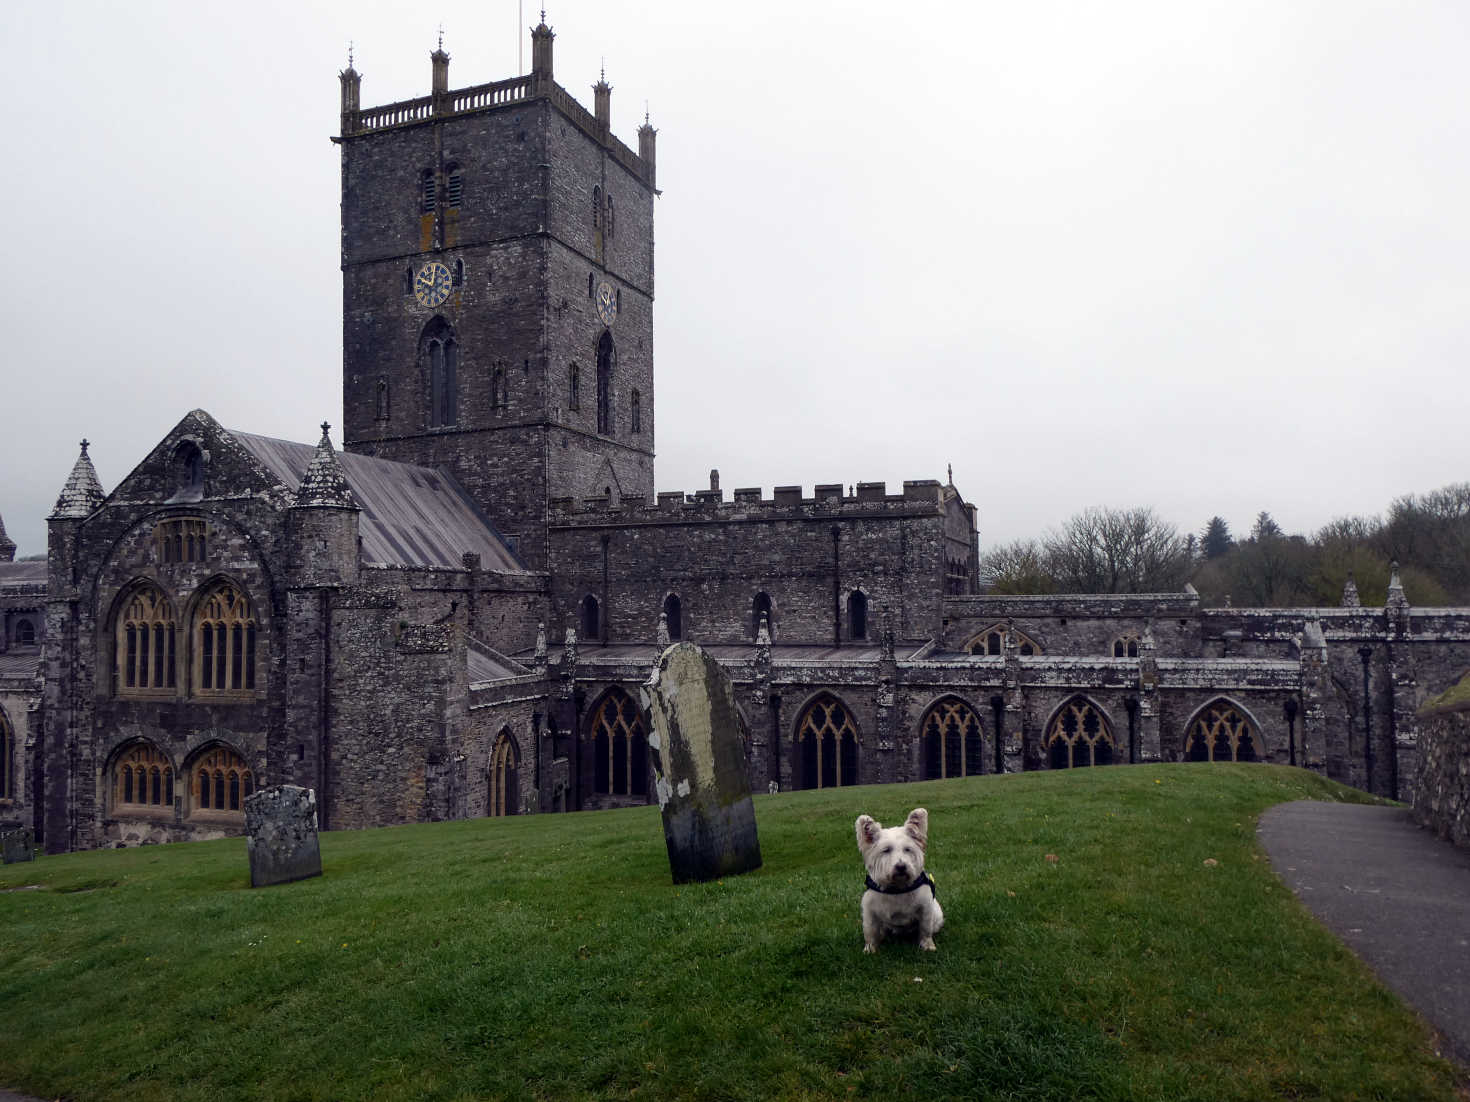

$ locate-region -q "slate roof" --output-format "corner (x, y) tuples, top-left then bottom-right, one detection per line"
(467, 640), (531, 683)
(229, 430), (526, 572)
(0, 652), (41, 682)
(0, 561), (48, 588)
(52, 443), (105, 519)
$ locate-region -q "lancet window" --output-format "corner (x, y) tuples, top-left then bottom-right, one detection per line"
(157, 518), (207, 564)
(489, 729), (519, 816)
(1112, 633), (1141, 658)
(965, 623), (1042, 657)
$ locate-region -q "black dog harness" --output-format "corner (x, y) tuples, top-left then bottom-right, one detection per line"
(864, 870), (937, 898)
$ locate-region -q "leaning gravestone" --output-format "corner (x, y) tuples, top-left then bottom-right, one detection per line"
(1, 827), (35, 864)
(641, 642), (762, 884)
(245, 785), (322, 887)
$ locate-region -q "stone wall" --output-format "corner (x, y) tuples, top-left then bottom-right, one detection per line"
(1412, 675), (1470, 849)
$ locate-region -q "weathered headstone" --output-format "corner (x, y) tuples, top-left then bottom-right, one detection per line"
(1, 827), (35, 864)
(245, 785), (322, 887)
(641, 642), (762, 884)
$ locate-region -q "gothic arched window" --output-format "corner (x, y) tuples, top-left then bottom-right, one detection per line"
(0, 708), (12, 800)
(1045, 698), (1115, 769)
(605, 192), (615, 239)
(112, 741), (174, 813)
(569, 364), (580, 410)
(421, 170), (437, 213)
(1185, 701), (1260, 763)
(452, 258), (464, 288)
(446, 168), (463, 209)
(190, 745), (252, 815)
(662, 593), (682, 641)
(1112, 633), (1141, 658)
(422, 319), (458, 428)
(920, 696), (985, 780)
(752, 592), (774, 641)
(14, 618), (35, 647)
(489, 729), (519, 816)
(795, 694), (859, 790)
(965, 623), (1043, 657)
(581, 594), (601, 640)
(589, 689), (647, 798)
(115, 584), (177, 696)
(630, 389), (641, 434)
(596, 331), (615, 435)
(847, 590), (868, 641)
(193, 581), (257, 694)
(376, 377), (390, 421)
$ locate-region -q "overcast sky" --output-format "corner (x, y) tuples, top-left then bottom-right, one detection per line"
(2, 0), (1467, 559)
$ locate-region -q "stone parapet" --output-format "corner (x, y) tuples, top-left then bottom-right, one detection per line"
(548, 480), (946, 525)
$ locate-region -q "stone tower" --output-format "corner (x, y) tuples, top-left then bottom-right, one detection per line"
(335, 20), (658, 570)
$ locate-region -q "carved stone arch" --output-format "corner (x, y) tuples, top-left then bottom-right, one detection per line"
(1042, 695), (1117, 769)
(916, 694), (986, 780)
(791, 691), (861, 790)
(963, 622), (1044, 657)
(1111, 632), (1142, 658)
(1182, 697), (1265, 763)
(166, 437), (206, 503)
(584, 686), (648, 799)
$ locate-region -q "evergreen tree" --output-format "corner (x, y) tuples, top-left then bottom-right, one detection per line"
(1200, 516), (1232, 559)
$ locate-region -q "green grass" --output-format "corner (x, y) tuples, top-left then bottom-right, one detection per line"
(0, 764), (1461, 1101)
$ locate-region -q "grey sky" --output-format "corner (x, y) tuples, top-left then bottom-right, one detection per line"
(2, 0), (1467, 559)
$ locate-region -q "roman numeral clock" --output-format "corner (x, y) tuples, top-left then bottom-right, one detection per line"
(415, 262), (453, 308)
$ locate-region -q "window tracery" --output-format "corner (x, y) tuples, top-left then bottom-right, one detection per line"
(1044, 698), (1115, 769)
(112, 742), (174, 813)
(116, 584), (177, 695)
(1185, 702), (1260, 762)
(193, 582), (257, 694)
(191, 746), (253, 814)
(965, 623), (1042, 657)
(920, 697), (984, 780)
(795, 694), (859, 789)
(157, 518), (207, 564)
(423, 320), (458, 428)
(590, 690), (647, 798)
(1112, 633), (1141, 658)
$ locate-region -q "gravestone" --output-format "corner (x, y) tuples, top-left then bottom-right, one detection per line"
(1, 827), (35, 864)
(245, 785), (322, 887)
(641, 642), (762, 884)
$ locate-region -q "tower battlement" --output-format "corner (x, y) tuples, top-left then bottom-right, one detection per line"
(548, 480), (950, 523)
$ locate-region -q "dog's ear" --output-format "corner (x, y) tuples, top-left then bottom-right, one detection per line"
(855, 815), (881, 850)
(904, 808), (929, 850)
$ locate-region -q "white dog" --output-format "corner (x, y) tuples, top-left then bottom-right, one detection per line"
(855, 807), (944, 953)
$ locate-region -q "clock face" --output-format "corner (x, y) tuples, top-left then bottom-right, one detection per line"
(595, 280), (618, 326)
(414, 262), (453, 308)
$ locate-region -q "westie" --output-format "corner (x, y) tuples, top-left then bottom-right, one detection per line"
(855, 807), (943, 953)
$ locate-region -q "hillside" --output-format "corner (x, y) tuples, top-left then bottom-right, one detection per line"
(0, 765), (1460, 1101)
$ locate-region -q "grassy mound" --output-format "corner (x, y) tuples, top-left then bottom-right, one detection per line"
(0, 764), (1460, 1100)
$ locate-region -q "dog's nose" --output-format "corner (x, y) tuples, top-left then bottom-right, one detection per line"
(893, 862), (909, 878)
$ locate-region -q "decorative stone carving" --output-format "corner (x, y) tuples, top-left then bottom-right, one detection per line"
(245, 785), (322, 887)
(641, 642), (762, 884)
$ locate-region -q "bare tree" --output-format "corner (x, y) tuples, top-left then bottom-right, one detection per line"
(1043, 507), (1192, 593)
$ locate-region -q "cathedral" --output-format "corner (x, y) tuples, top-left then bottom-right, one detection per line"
(2, 20), (1466, 854)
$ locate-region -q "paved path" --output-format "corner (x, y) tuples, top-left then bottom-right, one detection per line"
(1258, 800), (1470, 1072)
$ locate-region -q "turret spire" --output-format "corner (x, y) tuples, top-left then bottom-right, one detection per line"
(294, 422), (359, 510)
(0, 507), (15, 562)
(51, 439), (105, 519)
